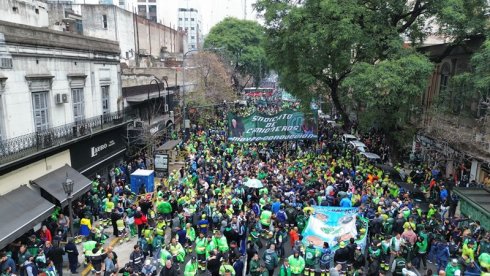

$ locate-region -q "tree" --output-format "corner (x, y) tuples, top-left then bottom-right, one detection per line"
(204, 17), (267, 91)
(255, 0), (488, 130)
(185, 52), (238, 128)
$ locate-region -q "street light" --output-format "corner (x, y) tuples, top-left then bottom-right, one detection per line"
(62, 173), (74, 238)
(181, 47), (223, 133)
(147, 77), (170, 124)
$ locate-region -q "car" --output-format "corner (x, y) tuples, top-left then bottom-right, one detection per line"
(342, 134), (359, 144)
(349, 140), (367, 152)
(360, 152), (382, 163)
(397, 182), (430, 212)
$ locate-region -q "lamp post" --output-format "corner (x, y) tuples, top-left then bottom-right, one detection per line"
(62, 174), (74, 238)
(147, 78), (161, 125)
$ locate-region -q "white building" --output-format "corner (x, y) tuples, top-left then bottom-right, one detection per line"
(0, 0), (49, 27)
(0, 20), (121, 146)
(177, 7), (202, 51)
(136, 0), (158, 22)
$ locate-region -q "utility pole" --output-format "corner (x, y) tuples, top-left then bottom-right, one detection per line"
(243, 0), (247, 20)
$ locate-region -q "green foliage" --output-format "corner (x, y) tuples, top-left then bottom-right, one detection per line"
(344, 50), (433, 145)
(204, 17), (267, 89)
(256, 0), (488, 154)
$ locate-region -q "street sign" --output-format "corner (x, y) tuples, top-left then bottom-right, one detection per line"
(154, 153), (169, 177)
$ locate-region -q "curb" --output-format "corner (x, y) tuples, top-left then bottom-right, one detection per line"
(81, 237), (120, 276)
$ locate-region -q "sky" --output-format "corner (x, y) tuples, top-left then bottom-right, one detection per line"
(160, 0), (259, 34)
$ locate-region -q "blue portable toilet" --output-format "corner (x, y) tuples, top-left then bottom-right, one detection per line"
(130, 169), (155, 194)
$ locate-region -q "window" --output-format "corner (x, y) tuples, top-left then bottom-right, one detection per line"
(179, 18), (182, 21)
(185, 18), (188, 21)
(191, 36), (195, 39)
(32, 92), (49, 131)
(101, 86), (110, 115)
(191, 18), (194, 21)
(190, 27), (194, 30)
(72, 88), (85, 122)
(0, 95), (4, 141)
(138, 5), (146, 16)
(102, 15), (107, 28)
(191, 44), (195, 49)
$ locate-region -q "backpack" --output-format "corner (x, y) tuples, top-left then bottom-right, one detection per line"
(212, 213), (220, 224)
(394, 258), (406, 275)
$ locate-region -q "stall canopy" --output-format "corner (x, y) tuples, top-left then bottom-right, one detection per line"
(156, 139), (182, 152)
(0, 185), (54, 249)
(32, 164), (92, 207)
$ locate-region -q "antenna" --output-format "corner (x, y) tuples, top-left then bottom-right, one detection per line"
(243, 0), (247, 20)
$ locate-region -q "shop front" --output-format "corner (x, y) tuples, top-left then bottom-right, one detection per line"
(69, 126), (127, 180)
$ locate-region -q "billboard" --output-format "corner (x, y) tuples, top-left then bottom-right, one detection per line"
(227, 109), (317, 142)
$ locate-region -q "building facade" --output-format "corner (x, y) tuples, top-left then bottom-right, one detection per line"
(177, 8), (202, 51)
(417, 36), (490, 185)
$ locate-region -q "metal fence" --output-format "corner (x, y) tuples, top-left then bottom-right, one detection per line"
(0, 109), (135, 164)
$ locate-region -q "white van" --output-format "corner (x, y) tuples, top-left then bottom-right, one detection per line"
(342, 134), (359, 144)
(361, 152), (382, 163)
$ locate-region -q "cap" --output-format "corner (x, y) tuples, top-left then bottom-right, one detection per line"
(145, 260), (151, 266)
(452, 259), (458, 265)
(339, 241), (346, 248)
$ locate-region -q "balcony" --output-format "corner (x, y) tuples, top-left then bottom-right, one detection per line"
(0, 109), (136, 165)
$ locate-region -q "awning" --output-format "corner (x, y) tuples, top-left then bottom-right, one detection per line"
(156, 139), (182, 151)
(32, 164), (92, 207)
(0, 186), (55, 249)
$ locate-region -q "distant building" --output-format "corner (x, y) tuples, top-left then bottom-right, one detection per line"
(137, 0), (158, 22)
(177, 7), (202, 51)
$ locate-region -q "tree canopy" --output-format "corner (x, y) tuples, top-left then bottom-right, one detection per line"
(204, 17), (267, 91)
(255, 0), (488, 153)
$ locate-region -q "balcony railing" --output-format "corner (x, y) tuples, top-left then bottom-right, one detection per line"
(0, 109), (136, 165)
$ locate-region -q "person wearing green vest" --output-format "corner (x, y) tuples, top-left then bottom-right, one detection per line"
(415, 235), (428, 270)
(184, 256), (198, 276)
(260, 208), (272, 230)
(219, 258), (236, 275)
(195, 232), (208, 270)
(205, 236), (216, 259)
(185, 223), (196, 253)
(280, 258), (292, 276)
(249, 253), (263, 276)
(391, 252), (406, 276)
(445, 259), (461, 276)
(213, 231), (229, 254)
(288, 251), (305, 276)
(157, 200), (173, 221)
(304, 242), (320, 271)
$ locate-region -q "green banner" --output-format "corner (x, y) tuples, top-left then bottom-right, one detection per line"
(227, 109), (318, 142)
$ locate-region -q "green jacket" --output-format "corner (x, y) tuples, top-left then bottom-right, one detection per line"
(249, 259), (262, 276)
(262, 249), (278, 270)
(195, 237), (207, 255)
(184, 260), (198, 276)
(280, 264), (292, 276)
(288, 255), (305, 274)
(219, 264), (235, 275)
(157, 201), (172, 214)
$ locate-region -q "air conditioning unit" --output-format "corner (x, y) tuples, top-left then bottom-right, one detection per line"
(55, 94), (64, 104)
(164, 104), (169, 112)
(134, 120), (144, 128)
(62, 93), (69, 103)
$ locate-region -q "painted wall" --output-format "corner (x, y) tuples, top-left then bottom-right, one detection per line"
(0, 150), (70, 195)
(0, 0), (49, 28)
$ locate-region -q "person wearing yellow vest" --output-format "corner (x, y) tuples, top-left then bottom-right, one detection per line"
(260, 207), (272, 231)
(288, 251), (305, 276)
(195, 232), (208, 270)
(184, 256), (198, 276)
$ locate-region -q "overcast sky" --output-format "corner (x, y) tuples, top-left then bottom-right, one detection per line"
(160, 0), (259, 34)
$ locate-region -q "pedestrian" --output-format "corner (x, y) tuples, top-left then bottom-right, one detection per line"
(159, 260), (178, 276)
(46, 242), (64, 276)
(64, 238), (79, 274)
(129, 244), (144, 273)
(262, 243), (278, 275)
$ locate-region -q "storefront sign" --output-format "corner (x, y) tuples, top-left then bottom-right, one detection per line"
(70, 127), (126, 171)
(227, 109), (318, 142)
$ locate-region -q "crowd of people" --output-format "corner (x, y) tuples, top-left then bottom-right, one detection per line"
(2, 99), (489, 276)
